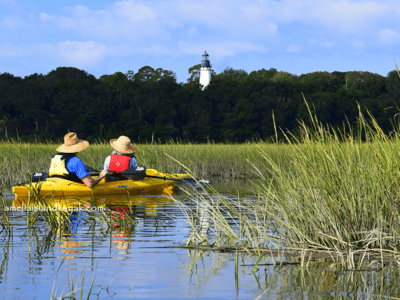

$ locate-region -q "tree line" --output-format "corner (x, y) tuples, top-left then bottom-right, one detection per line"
(0, 65), (399, 143)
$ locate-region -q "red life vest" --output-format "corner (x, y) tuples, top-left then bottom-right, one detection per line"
(109, 154), (130, 172)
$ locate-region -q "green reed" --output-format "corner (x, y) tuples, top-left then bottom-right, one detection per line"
(256, 104), (400, 253)
(21, 179), (72, 230)
(172, 101), (400, 267)
(0, 139), (281, 188)
(0, 190), (10, 232)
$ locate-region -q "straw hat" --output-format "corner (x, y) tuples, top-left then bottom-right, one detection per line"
(56, 132), (89, 153)
(110, 136), (136, 155)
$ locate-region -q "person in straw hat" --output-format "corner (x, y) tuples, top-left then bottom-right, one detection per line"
(99, 135), (138, 177)
(49, 132), (105, 188)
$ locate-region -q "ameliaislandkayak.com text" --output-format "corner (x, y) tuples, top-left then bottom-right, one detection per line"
(4, 203), (105, 212)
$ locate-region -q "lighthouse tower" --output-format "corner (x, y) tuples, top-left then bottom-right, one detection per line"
(199, 51), (212, 90)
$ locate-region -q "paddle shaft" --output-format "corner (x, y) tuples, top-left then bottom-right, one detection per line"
(30, 168), (209, 190)
(88, 169), (188, 182)
(87, 166), (187, 182)
(144, 174), (188, 182)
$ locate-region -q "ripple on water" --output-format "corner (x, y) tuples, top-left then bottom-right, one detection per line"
(2, 181), (400, 299)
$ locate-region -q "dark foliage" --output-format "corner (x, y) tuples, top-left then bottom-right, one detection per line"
(0, 66), (397, 142)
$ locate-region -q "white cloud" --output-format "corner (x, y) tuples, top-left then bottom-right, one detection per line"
(35, 0), (280, 42)
(263, 0), (393, 34)
(39, 12), (54, 23)
(113, 1), (156, 24)
(38, 2), (160, 41)
(26, 0), (399, 60)
(380, 29), (400, 45)
(57, 41), (107, 66)
(286, 45), (300, 53)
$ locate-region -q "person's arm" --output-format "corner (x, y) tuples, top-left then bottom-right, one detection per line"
(129, 157), (139, 168)
(82, 175), (104, 189)
(100, 156), (111, 177)
(73, 157), (105, 189)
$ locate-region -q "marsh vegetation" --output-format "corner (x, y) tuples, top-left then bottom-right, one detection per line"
(170, 103), (400, 274)
(0, 140), (283, 187)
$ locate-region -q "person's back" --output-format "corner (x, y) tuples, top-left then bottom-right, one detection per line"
(101, 136), (138, 177)
(49, 153), (84, 182)
(50, 132), (105, 188)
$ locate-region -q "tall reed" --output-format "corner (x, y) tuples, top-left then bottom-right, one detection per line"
(173, 101), (400, 266)
(0, 190), (10, 232)
(1, 140), (281, 188)
(256, 102), (400, 253)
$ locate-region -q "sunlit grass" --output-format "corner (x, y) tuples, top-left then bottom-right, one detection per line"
(173, 100), (400, 268)
(1, 140), (287, 188)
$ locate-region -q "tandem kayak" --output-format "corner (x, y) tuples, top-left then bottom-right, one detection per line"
(12, 168), (191, 204)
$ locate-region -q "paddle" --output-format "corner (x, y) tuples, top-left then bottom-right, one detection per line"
(86, 166), (212, 190)
(30, 167), (211, 191)
(145, 174), (211, 190)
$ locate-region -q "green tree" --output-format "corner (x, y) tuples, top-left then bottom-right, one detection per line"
(187, 64), (201, 83)
(125, 70), (134, 80)
(155, 68), (176, 81)
(99, 72), (128, 92)
(134, 66), (159, 83)
(270, 71), (297, 83)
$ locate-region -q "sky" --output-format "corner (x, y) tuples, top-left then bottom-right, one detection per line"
(1, 0), (400, 83)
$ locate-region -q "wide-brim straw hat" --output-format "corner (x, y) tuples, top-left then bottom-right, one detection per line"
(110, 136), (136, 155)
(56, 132), (89, 153)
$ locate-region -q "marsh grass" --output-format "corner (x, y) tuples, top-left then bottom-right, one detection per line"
(1, 139), (283, 188)
(23, 181), (73, 230)
(172, 98), (400, 268)
(258, 102), (400, 253)
(0, 190), (10, 232)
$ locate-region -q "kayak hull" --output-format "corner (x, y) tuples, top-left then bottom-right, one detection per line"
(12, 169), (189, 205)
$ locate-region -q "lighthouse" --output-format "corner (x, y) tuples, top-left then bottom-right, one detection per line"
(199, 51), (212, 90)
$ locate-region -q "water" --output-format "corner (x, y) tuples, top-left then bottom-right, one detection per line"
(1, 179), (400, 299)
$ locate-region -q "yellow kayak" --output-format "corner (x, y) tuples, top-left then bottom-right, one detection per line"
(12, 169), (190, 204)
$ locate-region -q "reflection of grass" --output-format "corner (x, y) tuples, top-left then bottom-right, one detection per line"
(51, 260), (106, 300)
(0, 190), (10, 231)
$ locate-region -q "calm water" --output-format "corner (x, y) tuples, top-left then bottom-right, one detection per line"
(1, 179), (400, 299)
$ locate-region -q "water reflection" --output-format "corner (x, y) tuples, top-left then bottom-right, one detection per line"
(2, 183), (400, 298)
(60, 232), (87, 259)
(112, 228), (131, 255)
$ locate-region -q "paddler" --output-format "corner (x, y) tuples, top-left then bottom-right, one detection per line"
(99, 135), (138, 177)
(49, 132), (105, 188)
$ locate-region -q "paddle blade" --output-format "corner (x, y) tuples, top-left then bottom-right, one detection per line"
(180, 179), (212, 190)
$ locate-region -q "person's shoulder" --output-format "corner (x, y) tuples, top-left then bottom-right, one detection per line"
(68, 156), (85, 167)
(69, 156), (83, 163)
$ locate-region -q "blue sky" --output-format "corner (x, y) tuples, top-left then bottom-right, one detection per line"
(1, 0), (400, 83)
